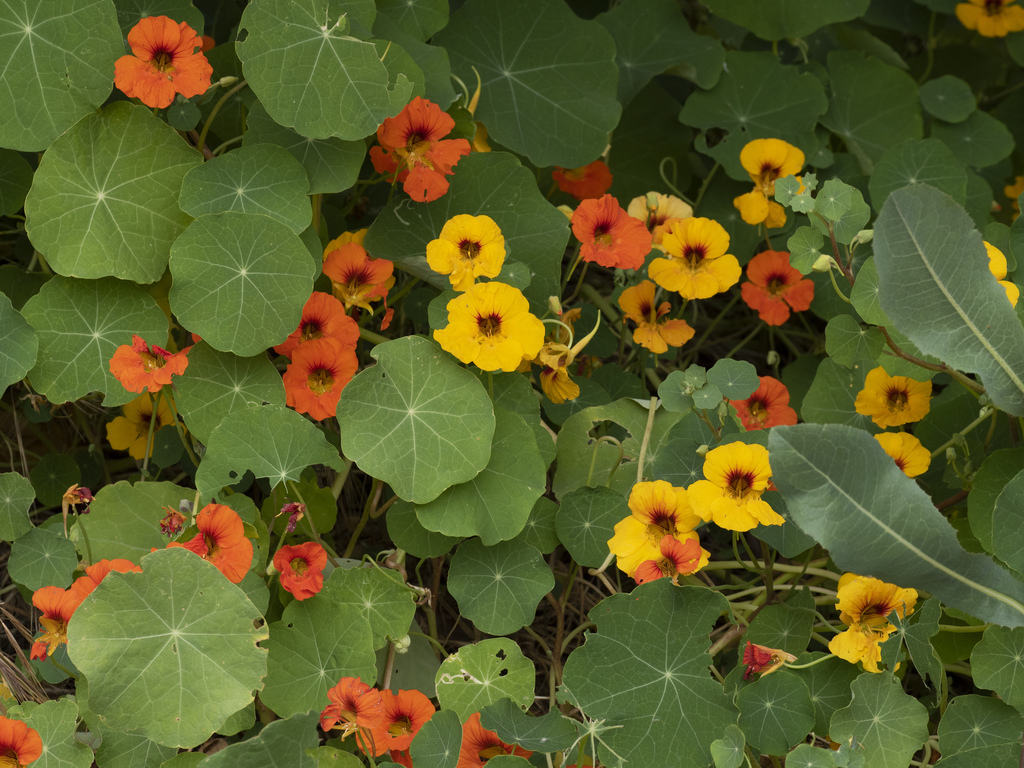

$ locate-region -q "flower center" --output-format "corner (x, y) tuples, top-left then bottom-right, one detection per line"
(152, 51), (175, 73)
(477, 313), (502, 338)
(401, 135), (433, 169)
(985, 0), (1005, 14)
(389, 716), (413, 737)
(646, 509), (677, 538)
(884, 386), (909, 413)
(290, 558), (308, 576)
(300, 321), (323, 342)
(479, 744), (505, 761)
(757, 163), (782, 194)
(307, 367), (335, 396)
(748, 400), (768, 425)
(766, 276), (786, 296)
(140, 351), (165, 372)
(0, 750), (23, 767)
(683, 244), (707, 268)
(458, 239), (481, 262)
(202, 534), (220, 559)
(726, 471), (757, 499)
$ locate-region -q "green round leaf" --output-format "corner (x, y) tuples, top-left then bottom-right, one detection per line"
(707, 359), (760, 400)
(174, 342), (286, 444)
(736, 671), (815, 755)
(260, 595), (377, 719)
(991, 470), (1024, 574)
(968, 448), (1024, 554)
(29, 452), (80, 507)
(809, 185), (871, 246)
(0, 148), (33, 215)
(195, 404), (344, 500)
(77, 676), (178, 768)
(787, 227), (825, 274)
(479, 699), (578, 753)
(0, 292), (37, 392)
(114, 0), (205, 36)
(386, 500), (459, 558)
(236, 0), (412, 141)
(20, 275), (168, 407)
(410, 708), (462, 768)
(8, 526), (79, 590)
(80, 480), (192, 563)
(931, 111), (1014, 169)
(823, 315), (884, 368)
(374, 0), (448, 41)
(788, 653), (859, 736)
(448, 538), (554, 636)
(25, 103), (201, 282)
(513, 497), (560, 555)
(336, 336), (494, 505)
(848, 257), (888, 327)
(169, 212), (314, 356)
(710, 723), (745, 768)
(6, 699), (92, 768)
(435, 638), (535, 721)
(321, 566), (416, 650)
(0, 0), (121, 151)
(200, 711), (320, 768)
(784, 744), (838, 768)
(939, 694), (1024, 756)
(828, 673), (929, 767)
(701, 0), (869, 41)
(919, 75), (976, 123)
(555, 486), (628, 569)
(414, 407), (545, 545)
(972, 626), (1024, 711)
(179, 144), (311, 234)
(67, 548), (268, 748)
(435, 0), (619, 167)
(799, 358), (876, 430)
(0, 471), (34, 541)
(744, 589), (815, 657)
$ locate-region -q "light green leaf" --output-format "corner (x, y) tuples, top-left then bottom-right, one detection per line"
(815, 179), (853, 221)
(198, 711), (320, 768)
(707, 358), (760, 400)
(169, 212), (314, 356)
(7, 699), (92, 768)
(700, 0), (869, 41)
(25, 103), (200, 282)
(485, 371), (554, 468)
(829, 674), (928, 768)
(336, 336), (494, 505)
(436, 0), (619, 167)
(179, 144), (311, 233)
(0, 148), (32, 215)
(968, 448), (1024, 554)
(21, 276), (168, 407)
(243, 102), (367, 196)
(75, 480), (188, 563)
(820, 51), (922, 174)
(259, 595), (377, 719)
(972, 626), (1024, 712)
(67, 548), (268, 748)
(788, 227), (826, 274)
(810, 186), (871, 246)
(868, 139), (968, 211)
(991, 470), (1024, 574)
(0, 293), (37, 393)
(710, 723), (745, 768)
(236, 0), (411, 141)
(919, 75), (975, 123)
(561, 582), (736, 766)
(799, 358), (875, 430)
(769, 423), (1024, 628)
(938, 694), (1024, 757)
(414, 407), (545, 545)
(0, 0), (121, 151)
(785, 744), (841, 768)
(386, 500), (459, 558)
(0, 471), (34, 541)
(874, 184), (1024, 416)
(479, 699), (578, 753)
(195, 404), (343, 500)
(737, 671), (815, 755)
(555, 485), (628, 569)
(931, 111), (1014, 169)
(8, 526), (78, 590)
(448, 538), (554, 635)
(409, 708), (462, 768)
(321, 565), (416, 649)
(78, 676), (177, 768)
(174, 342), (286, 444)
(373, 0), (447, 41)
(366, 151), (568, 313)
(849, 258), (888, 326)
(824, 315), (884, 368)
(113, 0), (205, 36)
(435, 638), (535, 721)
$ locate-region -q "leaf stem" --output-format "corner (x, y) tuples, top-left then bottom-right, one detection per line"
(195, 79), (248, 156)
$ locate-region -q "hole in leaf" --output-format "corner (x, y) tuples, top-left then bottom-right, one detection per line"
(495, 649), (506, 661)
(229, 470), (238, 479)
(498, 668), (508, 677)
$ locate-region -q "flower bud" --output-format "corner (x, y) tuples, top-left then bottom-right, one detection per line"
(811, 254), (835, 273)
(393, 634), (412, 654)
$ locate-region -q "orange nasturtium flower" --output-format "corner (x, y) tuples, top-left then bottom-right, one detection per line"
(627, 191), (693, 247)
(71, 559), (142, 602)
(370, 97), (472, 202)
(571, 194), (653, 270)
(956, 0), (1024, 36)
(168, 503), (253, 584)
(732, 138), (805, 228)
(634, 536), (706, 586)
(874, 432), (931, 478)
(282, 336), (359, 422)
(740, 250), (814, 325)
(274, 292), (360, 359)
(829, 573), (917, 673)
(984, 241), (1021, 307)
(426, 214), (506, 292)
(434, 282), (545, 372)
(105, 393), (174, 460)
(323, 242), (395, 313)
(618, 279), (695, 354)
(30, 586), (85, 661)
(552, 160), (613, 200)
(320, 677), (385, 742)
(607, 480), (706, 577)
(688, 442), (784, 532)
(648, 217), (741, 300)
(109, 334), (190, 394)
(729, 376), (798, 431)
(113, 16), (213, 109)
(272, 542), (328, 601)
(366, 688), (436, 755)
(458, 712), (533, 767)
(854, 367), (932, 428)
(0, 716), (43, 767)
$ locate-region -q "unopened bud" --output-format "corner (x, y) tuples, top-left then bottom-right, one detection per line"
(811, 254), (835, 273)
(945, 447), (957, 463)
(216, 76), (239, 88)
(696, 444), (709, 457)
(548, 296), (563, 316)
(393, 634), (412, 654)
(766, 351), (780, 367)
(852, 229), (873, 246)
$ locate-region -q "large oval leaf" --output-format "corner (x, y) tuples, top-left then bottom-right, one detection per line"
(874, 184), (1024, 416)
(768, 423), (1024, 627)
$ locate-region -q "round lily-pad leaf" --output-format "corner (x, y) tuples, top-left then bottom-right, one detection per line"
(0, 149), (33, 216)
(260, 594), (377, 719)
(479, 698), (578, 753)
(199, 711), (320, 768)
(321, 566), (416, 650)
(236, 0), (412, 141)
(6, 698), (92, 768)
(938, 694), (1024, 756)
(79, 480), (192, 563)
(736, 671), (815, 755)
(448, 539), (554, 636)
(555, 485), (628, 569)
(336, 336), (494, 505)
(971, 625), (1024, 711)
(195, 404), (344, 501)
(702, 0), (869, 41)
(0, 471), (34, 541)
(67, 548), (269, 748)
(514, 496), (560, 555)
(386, 500), (460, 558)
(0, 0), (121, 151)
(919, 75), (976, 123)
(174, 342), (286, 444)
(435, 0), (619, 168)
(414, 407), (545, 545)
(0, 292), (37, 392)
(179, 144), (311, 234)
(168, 212), (315, 356)
(29, 452), (80, 507)
(114, 0), (205, 36)
(25, 102), (201, 283)
(20, 275), (169, 407)
(8, 525), (78, 590)
(931, 110), (1014, 169)
(828, 673), (929, 767)
(707, 358), (760, 400)
(374, 0), (448, 41)
(435, 638), (535, 721)
(410, 708), (462, 768)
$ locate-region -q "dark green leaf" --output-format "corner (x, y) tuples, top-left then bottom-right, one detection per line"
(701, 0), (870, 41)
(824, 315), (884, 368)
(931, 111), (1014, 169)
(868, 139), (967, 210)
(555, 485), (628, 569)
(410, 708), (462, 768)
(8, 526), (78, 590)
(918, 76), (976, 123)
(480, 699), (578, 752)
(829, 674), (928, 768)
(737, 671), (815, 755)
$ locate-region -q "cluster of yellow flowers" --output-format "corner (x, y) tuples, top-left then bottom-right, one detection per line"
(829, 574), (918, 673)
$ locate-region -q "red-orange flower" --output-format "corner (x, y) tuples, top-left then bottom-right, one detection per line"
(274, 292), (360, 359)
(571, 194), (652, 270)
(553, 160), (613, 200)
(272, 542), (327, 601)
(457, 712), (533, 767)
(30, 586), (84, 661)
(114, 16), (213, 109)
(634, 536), (705, 585)
(323, 243), (395, 313)
(729, 376), (798, 431)
(282, 336), (359, 421)
(367, 689), (436, 754)
(109, 335), (190, 394)
(370, 97), (472, 202)
(0, 716), (43, 767)
(168, 503), (252, 583)
(618, 280), (695, 354)
(320, 677), (385, 741)
(70, 559), (142, 602)
(740, 250), (814, 326)
(742, 641), (796, 679)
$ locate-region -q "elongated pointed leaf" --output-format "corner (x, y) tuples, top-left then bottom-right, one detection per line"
(768, 423), (1024, 627)
(874, 185), (1024, 416)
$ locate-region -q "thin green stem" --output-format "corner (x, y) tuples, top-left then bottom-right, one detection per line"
(693, 163), (720, 212)
(196, 80), (248, 155)
(140, 392), (159, 476)
(343, 477), (382, 559)
(724, 324), (762, 360)
(636, 396), (658, 485)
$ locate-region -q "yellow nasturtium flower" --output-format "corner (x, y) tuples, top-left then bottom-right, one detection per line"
(607, 480), (706, 577)
(984, 241), (1020, 307)
(733, 138), (805, 228)
(687, 442), (783, 532)
(874, 432), (931, 478)
(829, 573), (917, 673)
(648, 217), (741, 300)
(426, 214), (506, 292)
(854, 367), (932, 429)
